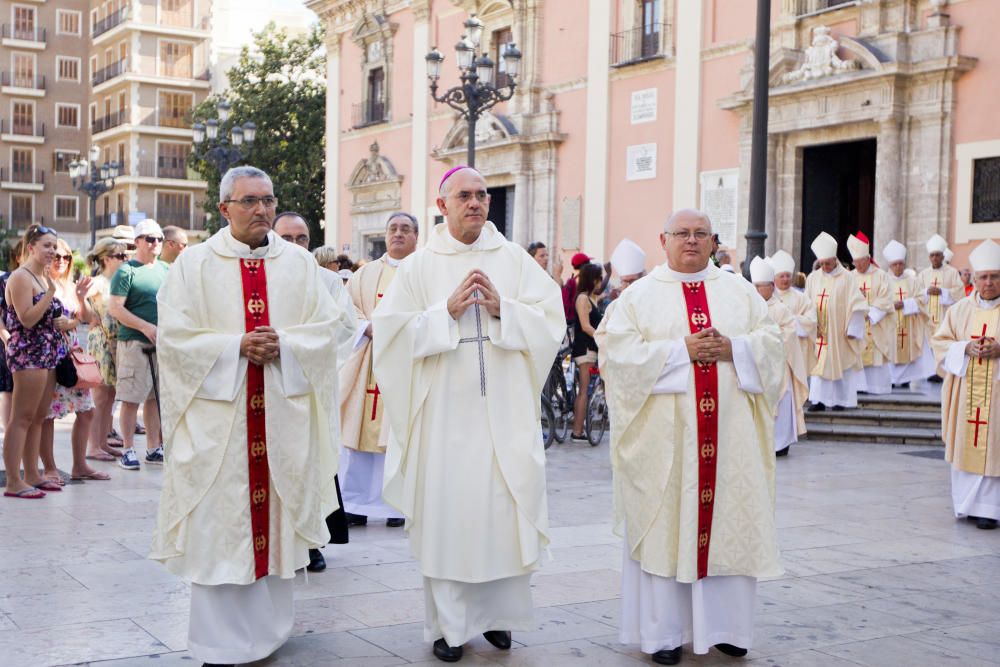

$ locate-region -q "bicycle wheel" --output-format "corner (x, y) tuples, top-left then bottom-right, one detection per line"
(541, 397), (556, 449)
(585, 387), (608, 446)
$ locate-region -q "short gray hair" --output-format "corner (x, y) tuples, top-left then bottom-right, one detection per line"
(386, 211), (418, 234)
(664, 208), (712, 233)
(312, 245), (339, 267)
(219, 166), (272, 202)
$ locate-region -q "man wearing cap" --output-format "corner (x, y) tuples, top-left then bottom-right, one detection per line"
(338, 212), (418, 532)
(805, 232), (867, 411)
(108, 219), (170, 470)
(563, 252), (590, 325)
(848, 233), (893, 395)
(770, 250), (817, 376)
(931, 239), (1000, 530)
(597, 209), (783, 664)
(751, 257), (809, 456)
(882, 240), (935, 387)
(372, 166), (564, 662)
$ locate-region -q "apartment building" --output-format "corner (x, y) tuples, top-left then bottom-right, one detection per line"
(0, 0), (212, 248)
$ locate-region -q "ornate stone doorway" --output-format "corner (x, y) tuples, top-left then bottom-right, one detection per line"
(800, 138), (875, 268)
(487, 185), (514, 238)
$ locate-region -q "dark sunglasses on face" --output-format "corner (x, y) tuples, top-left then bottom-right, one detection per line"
(109, 253), (128, 260)
(54, 254), (73, 262)
(140, 235), (164, 244)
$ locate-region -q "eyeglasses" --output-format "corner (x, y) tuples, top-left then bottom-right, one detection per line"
(140, 235), (164, 244)
(109, 253), (128, 261)
(667, 230), (712, 241)
(280, 234), (310, 245)
(54, 254), (73, 262)
(224, 196), (279, 210)
(166, 240), (187, 248)
(451, 190), (489, 203)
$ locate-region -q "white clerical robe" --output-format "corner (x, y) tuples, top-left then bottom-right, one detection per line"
(372, 221), (564, 646)
(596, 263), (784, 655)
(887, 272), (935, 385)
(853, 266), (893, 395)
(806, 267), (867, 407)
(151, 229), (350, 664)
(776, 287), (818, 376)
(767, 297), (809, 451)
(931, 293), (1000, 521)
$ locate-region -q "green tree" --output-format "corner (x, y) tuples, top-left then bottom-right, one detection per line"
(189, 23), (327, 243)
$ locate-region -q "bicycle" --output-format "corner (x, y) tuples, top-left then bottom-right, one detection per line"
(540, 397), (557, 449)
(542, 335), (576, 443)
(584, 367), (608, 446)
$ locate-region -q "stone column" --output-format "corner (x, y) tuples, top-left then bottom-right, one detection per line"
(874, 116), (902, 253)
(513, 169), (531, 248)
(583, 0), (611, 260)
(410, 1), (430, 244)
(764, 134), (779, 256)
(323, 30), (342, 248)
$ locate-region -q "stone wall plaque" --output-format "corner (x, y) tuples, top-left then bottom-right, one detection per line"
(561, 196), (582, 249)
(700, 168), (739, 247)
(630, 88), (657, 124)
(626, 143), (657, 181)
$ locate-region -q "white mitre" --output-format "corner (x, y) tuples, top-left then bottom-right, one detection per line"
(847, 234), (870, 260)
(944, 248), (954, 264)
(882, 240), (907, 264)
(811, 232), (838, 260)
(926, 234), (948, 254)
(749, 256), (774, 284)
(969, 239), (1000, 273)
(769, 249), (796, 275)
(610, 238), (646, 276)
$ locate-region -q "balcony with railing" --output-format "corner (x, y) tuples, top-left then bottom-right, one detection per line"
(92, 110), (128, 134)
(610, 23), (671, 67)
(93, 60), (127, 87)
(92, 7), (128, 38)
(135, 159), (193, 181)
(789, 0), (856, 17)
(0, 119), (45, 141)
(1, 72), (45, 94)
(139, 110), (194, 130)
(1, 167), (45, 190)
(1, 24), (46, 47)
(351, 100), (388, 129)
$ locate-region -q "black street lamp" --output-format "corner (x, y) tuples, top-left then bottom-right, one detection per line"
(191, 99), (257, 177)
(425, 13), (522, 168)
(69, 146), (120, 247)
(744, 0), (771, 278)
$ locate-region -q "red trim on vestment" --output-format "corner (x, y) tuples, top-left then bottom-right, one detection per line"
(682, 281), (719, 581)
(240, 258), (271, 580)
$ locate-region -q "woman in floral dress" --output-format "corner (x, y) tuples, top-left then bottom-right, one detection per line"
(85, 238), (128, 460)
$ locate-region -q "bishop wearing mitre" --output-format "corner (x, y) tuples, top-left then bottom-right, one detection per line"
(151, 167), (353, 665)
(920, 234), (965, 332)
(751, 257), (809, 457)
(848, 233), (893, 395)
(769, 250), (817, 375)
(372, 166), (564, 663)
(931, 239), (1000, 531)
(806, 232), (867, 411)
(597, 209), (783, 665)
(337, 212), (419, 528)
(882, 240), (936, 387)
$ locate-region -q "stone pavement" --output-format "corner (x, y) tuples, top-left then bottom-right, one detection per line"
(0, 420), (998, 667)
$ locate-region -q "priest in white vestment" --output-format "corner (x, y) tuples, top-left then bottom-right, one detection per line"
(372, 166), (564, 662)
(338, 212), (418, 527)
(920, 234), (965, 382)
(848, 233), (893, 395)
(597, 210), (784, 665)
(769, 250), (817, 376)
(150, 167), (350, 666)
(751, 257), (808, 457)
(931, 239), (1000, 531)
(882, 240), (935, 386)
(805, 232), (867, 410)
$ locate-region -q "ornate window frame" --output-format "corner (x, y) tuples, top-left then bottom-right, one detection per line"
(350, 13), (397, 128)
(955, 140), (1000, 243)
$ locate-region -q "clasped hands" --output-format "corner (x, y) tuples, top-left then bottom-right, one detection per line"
(447, 270), (501, 320)
(967, 336), (1000, 361)
(685, 327), (733, 363)
(241, 326), (280, 366)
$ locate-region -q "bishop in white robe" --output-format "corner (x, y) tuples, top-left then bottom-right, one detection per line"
(848, 233), (893, 395)
(597, 210), (784, 665)
(931, 239), (1000, 530)
(920, 234), (965, 383)
(372, 167), (564, 662)
(882, 240), (936, 386)
(769, 250), (818, 376)
(150, 168), (350, 665)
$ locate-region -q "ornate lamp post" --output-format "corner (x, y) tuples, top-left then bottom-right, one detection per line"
(425, 13), (522, 168)
(191, 99), (257, 177)
(744, 0), (771, 277)
(69, 145), (120, 247)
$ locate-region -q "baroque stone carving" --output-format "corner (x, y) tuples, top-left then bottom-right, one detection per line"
(347, 141), (402, 214)
(782, 26), (859, 84)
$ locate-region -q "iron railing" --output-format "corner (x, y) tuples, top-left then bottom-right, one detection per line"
(92, 59), (127, 86)
(1, 24), (46, 43)
(610, 23), (670, 67)
(92, 7), (128, 38)
(0, 119), (45, 138)
(0, 167), (45, 185)
(351, 101), (388, 128)
(1, 72), (45, 90)
(91, 110), (128, 133)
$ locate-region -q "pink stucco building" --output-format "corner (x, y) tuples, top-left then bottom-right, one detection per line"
(305, 0), (999, 275)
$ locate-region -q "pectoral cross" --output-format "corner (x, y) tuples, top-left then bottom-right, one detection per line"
(366, 385), (381, 420)
(816, 289), (829, 313)
(967, 407), (988, 448)
(860, 282), (870, 300)
(458, 292), (488, 396)
(971, 323), (990, 367)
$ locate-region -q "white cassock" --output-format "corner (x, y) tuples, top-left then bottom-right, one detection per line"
(766, 297), (809, 453)
(372, 222), (564, 646)
(806, 266), (867, 408)
(596, 263), (784, 655)
(151, 229), (352, 665)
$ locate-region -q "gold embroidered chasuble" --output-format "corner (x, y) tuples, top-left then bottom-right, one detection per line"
(919, 265), (964, 328)
(852, 266), (893, 367)
(805, 268), (866, 381)
(777, 287), (818, 375)
(887, 273), (930, 366)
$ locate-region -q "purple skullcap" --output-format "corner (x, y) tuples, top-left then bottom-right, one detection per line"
(439, 165), (477, 190)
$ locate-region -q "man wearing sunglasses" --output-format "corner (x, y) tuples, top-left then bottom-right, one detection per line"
(108, 218), (169, 471)
(161, 226), (189, 264)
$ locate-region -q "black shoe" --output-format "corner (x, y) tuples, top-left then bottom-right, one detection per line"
(202, 664), (234, 667)
(807, 403), (825, 412)
(715, 643), (748, 657)
(775, 446), (790, 457)
(386, 518), (405, 528)
(927, 375), (943, 383)
(832, 405), (846, 412)
(651, 646), (682, 665)
(433, 638), (463, 662)
(307, 548), (326, 572)
(570, 432), (589, 442)
(483, 630), (512, 650)
(345, 512), (368, 526)
(976, 517), (998, 530)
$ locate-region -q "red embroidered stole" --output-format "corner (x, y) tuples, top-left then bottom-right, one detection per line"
(240, 258), (271, 580)
(682, 281), (719, 580)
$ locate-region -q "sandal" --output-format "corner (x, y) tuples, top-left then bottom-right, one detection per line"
(44, 475), (66, 486)
(4, 487), (46, 499)
(32, 480), (62, 492)
(86, 453), (116, 462)
(70, 471), (111, 481)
